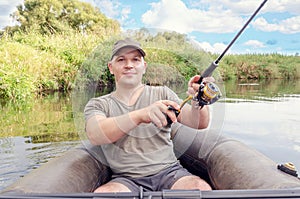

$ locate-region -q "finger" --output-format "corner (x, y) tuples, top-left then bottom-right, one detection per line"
(160, 100), (172, 106)
(166, 109), (177, 123)
(149, 105), (169, 127)
(188, 75), (200, 86)
(148, 111), (163, 128)
(160, 100), (180, 110)
(187, 87), (195, 96)
(191, 82), (200, 91)
(203, 76), (215, 83)
(192, 75), (201, 83)
(156, 110), (169, 127)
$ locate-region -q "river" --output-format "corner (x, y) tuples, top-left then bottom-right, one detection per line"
(0, 79), (299, 191)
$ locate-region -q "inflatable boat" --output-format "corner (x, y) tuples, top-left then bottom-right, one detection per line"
(2, 124), (300, 198)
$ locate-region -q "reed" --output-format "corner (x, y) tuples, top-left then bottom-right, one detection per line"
(1, 31), (299, 102)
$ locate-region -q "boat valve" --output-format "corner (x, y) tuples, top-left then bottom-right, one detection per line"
(277, 162), (299, 178)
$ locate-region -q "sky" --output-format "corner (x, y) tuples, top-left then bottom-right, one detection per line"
(1, 0), (300, 55)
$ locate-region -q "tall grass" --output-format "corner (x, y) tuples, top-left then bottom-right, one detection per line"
(1, 31), (299, 102)
(0, 32), (103, 101)
(221, 54), (300, 80)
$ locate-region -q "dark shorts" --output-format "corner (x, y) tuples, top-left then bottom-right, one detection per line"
(110, 162), (193, 192)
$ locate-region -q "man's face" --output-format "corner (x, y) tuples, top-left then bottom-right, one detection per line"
(108, 47), (147, 88)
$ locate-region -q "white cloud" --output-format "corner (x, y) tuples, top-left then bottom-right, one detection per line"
(193, 40), (228, 54)
(0, 0), (23, 29)
(93, 0), (131, 25)
(141, 0), (244, 34)
(120, 6), (130, 22)
(214, 0), (300, 34)
(253, 16), (300, 34)
(197, 0), (268, 15)
(244, 40), (265, 48)
(198, 0), (300, 16)
(93, 0), (120, 19)
(263, 0), (300, 15)
(141, 0), (300, 36)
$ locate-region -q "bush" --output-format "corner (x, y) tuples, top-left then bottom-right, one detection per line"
(0, 41), (70, 100)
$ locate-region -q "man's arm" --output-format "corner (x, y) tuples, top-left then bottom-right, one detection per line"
(85, 100), (180, 145)
(178, 102), (210, 129)
(85, 113), (138, 145)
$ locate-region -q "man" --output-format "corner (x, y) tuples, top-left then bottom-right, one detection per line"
(84, 38), (212, 192)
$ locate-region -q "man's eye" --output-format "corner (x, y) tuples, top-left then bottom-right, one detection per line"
(117, 58), (124, 62)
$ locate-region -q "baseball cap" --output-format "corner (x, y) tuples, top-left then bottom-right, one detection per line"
(111, 38), (146, 60)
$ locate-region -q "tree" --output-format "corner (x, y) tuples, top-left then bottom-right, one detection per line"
(10, 0), (120, 35)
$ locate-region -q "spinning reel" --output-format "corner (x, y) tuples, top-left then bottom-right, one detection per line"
(195, 80), (222, 109)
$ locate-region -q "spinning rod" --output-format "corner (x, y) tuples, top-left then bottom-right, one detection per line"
(199, 0), (268, 80)
(167, 0), (268, 124)
(195, 0), (268, 108)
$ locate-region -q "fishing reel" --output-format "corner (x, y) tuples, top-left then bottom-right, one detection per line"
(194, 81), (222, 108)
(166, 81), (221, 126)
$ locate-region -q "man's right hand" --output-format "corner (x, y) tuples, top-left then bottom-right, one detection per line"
(140, 100), (180, 128)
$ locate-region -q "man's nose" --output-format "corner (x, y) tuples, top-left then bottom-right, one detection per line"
(125, 60), (134, 68)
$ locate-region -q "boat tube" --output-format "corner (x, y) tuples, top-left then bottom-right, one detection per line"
(2, 125), (300, 194)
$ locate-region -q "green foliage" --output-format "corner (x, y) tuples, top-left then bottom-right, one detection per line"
(221, 54), (300, 80)
(0, 41), (70, 100)
(143, 63), (185, 85)
(124, 30), (213, 79)
(10, 0), (120, 35)
(0, 68), (35, 101)
(76, 31), (211, 90)
(0, 0), (121, 101)
(75, 37), (115, 90)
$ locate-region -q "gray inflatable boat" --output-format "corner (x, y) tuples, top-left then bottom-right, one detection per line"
(2, 125), (300, 198)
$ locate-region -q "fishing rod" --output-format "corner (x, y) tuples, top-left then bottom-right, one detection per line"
(195, 0), (268, 108)
(167, 0), (268, 124)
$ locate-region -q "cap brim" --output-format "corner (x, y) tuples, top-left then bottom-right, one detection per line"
(111, 46), (146, 60)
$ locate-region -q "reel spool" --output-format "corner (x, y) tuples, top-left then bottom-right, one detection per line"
(195, 81), (222, 108)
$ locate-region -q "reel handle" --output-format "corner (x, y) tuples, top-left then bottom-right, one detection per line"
(166, 106), (180, 126)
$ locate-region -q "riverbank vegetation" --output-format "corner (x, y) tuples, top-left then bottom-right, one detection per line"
(1, 0), (299, 102)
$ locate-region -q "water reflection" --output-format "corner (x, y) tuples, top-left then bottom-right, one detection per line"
(0, 92), (79, 139)
(224, 102), (300, 184)
(224, 78), (300, 101)
(0, 92), (81, 190)
(0, 136), (79, 190)
(222, 79), (300, 174)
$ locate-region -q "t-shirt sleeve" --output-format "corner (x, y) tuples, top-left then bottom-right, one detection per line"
(84, 97), (107, 121)
(163, 86), (182, 105)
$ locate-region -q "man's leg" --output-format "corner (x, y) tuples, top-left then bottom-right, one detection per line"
(171, 175), (212, 190)
(94, 181), (131, 192)
(94, 177), (141, 193)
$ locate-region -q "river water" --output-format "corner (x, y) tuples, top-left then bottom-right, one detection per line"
(0, 79), (299, 191)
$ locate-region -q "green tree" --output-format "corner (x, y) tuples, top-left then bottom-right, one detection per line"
(10, 0), (120, 35)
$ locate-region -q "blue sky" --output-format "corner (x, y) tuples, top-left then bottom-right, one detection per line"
(1, 0), (300, 55)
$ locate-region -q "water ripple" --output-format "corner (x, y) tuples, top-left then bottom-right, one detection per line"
(0, 137), (80, 191)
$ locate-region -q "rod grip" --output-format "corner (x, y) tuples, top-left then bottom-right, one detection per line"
(201, 61), (218, 78)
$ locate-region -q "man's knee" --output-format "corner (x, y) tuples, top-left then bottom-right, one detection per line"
(93, 182), (131, 193)
(171, 175), (212, 190)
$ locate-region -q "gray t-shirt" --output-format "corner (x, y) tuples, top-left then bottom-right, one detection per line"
(84, 85), (181, 178)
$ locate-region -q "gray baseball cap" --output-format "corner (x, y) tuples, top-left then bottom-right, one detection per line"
(111, 38), (146, 60)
